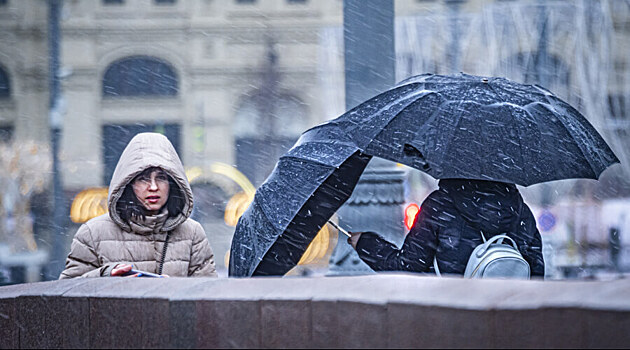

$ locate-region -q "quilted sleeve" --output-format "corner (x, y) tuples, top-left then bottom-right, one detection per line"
(59, 224), (109, 279)
(188, 223), (218, 277)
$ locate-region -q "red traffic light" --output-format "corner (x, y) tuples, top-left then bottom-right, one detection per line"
(404, 203), (420, 230)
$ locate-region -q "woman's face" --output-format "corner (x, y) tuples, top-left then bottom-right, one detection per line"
(132, 169), (170, 214)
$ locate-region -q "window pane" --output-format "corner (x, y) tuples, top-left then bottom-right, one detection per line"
(102, 124), (181, 184)
(102, 56), (178, 97)
(0, 126), (13, 143)
(0, 67), (10, 97)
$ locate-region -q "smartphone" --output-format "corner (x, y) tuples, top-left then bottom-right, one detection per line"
(121, 269), (164, 278)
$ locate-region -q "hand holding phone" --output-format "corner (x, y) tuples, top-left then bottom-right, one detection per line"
(122, 269), (163, 278)
(110, 264), (164, 278)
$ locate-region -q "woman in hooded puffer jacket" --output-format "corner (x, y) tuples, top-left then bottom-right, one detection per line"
(60, 133), (217, 278)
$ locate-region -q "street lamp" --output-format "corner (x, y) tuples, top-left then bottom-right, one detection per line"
(328, 0), (406, 275)
(46, 0), (67, 280)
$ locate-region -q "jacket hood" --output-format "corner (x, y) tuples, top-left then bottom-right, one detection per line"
(108, 132), (193, 232)
(439, 179), (522, 235)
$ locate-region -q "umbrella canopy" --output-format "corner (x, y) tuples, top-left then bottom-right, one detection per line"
(229, 123), (371, 277)
(229, 72), (619, 277)
(334, 72), (619, 186)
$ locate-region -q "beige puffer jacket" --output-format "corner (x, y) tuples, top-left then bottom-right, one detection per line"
(60, 133), (217, 278)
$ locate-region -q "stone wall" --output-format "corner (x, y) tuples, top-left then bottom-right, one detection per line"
(1, 274), (629, 348)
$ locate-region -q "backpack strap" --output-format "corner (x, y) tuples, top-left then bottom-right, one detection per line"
(433, 203), (524, 277)
(473, 234), (519, 258)
(433, 257), (441, 277)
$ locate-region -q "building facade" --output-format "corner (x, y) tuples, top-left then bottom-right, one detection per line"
(0, 0), (628, 278)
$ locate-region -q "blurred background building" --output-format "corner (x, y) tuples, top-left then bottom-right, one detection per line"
(0, 0), (628, 282)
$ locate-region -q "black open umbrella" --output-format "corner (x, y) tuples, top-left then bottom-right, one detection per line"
(229, 72), (619, 277)
(336, 72), (619, 186)
(229, 123), (371, 277)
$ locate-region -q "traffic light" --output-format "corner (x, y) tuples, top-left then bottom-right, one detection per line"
(404, 203), (420, 230)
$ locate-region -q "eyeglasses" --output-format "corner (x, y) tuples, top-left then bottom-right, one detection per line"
(134, 171), (169, 187)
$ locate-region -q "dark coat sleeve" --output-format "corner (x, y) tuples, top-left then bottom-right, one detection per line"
(513, 205), (545, 277)
(356, 193), (440, 273)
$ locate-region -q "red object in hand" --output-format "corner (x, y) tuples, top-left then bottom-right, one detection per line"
(404, 203), (420, 230)
(111, 263), (134, 277)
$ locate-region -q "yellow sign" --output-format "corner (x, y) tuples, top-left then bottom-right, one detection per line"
(208, 162), (256, 197)
(297, 224), (332, 265)
(70, 187), (109, 223)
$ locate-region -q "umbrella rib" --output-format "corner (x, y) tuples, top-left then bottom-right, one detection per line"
(511, 106), (530, 184)
(526, 101), (600, 178)
(489, 85), (530, 182)
(281, 154), (348, 169)
(363, 89), (437, 149)
(251, 193), (283, 233)
(433, 100), (467, 171)
(549, 97), (617, 174)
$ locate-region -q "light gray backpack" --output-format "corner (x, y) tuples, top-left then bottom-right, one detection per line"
(434, 232), (530, 279)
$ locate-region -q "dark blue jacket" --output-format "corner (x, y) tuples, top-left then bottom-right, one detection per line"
(356, 179), (545, 277)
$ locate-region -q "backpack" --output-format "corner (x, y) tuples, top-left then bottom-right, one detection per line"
(433, 232), (531, 279)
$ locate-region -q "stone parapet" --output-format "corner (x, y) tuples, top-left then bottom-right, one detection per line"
(1, 274), (629, 348)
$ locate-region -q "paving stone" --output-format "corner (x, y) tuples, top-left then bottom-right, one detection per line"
(196, 300), (261, 348)
(584, 309), (630, 348)
(311, 301), (340, 348)
(169, 300), (197, 349)
(61, 278), (127, 298)
(493, 309), (542, 348)
(89, 296), (169, 349)
(89, 297), (144, 348)
(18, 295), (64, 349)
(143, 278), (216, 300)
(537, 308), (586, 348)
(388, 304), (493, 348)
(71, 278), (163, 298)
(0, 298), (17, 349)
(336, 301), (387, 348)
(261, 300), (311, 348)
(0, 282), (39, 298)
(1, 275), (629, 348)
(0, 282), (26, 349)
(165, 278), (230, 349)
(16, 279), (91, 349)
(60, 297), (90, 349)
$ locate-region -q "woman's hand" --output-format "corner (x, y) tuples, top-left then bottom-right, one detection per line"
(110, 264), (138, 277)
(347, 232), (363, 249)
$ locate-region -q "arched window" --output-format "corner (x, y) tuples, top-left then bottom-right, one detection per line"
(102, 56), (178, 97)
(511, 52), (569, 86)
(503, 51), (570, 100)
(503, 52), (569, 88)
(0, 65), (10, 98)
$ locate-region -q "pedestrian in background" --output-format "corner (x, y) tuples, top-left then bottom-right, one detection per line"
(348, 179), (545, 277)
(60, 132), (217, 278)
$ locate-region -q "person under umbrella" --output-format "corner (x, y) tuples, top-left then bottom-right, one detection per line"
(348, 178), (544, 277)
(60, 132), (217, 278)
(230, 73), (617, 277)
